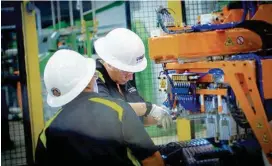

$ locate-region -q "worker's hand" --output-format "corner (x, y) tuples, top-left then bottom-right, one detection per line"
(150, 104), (173, 130)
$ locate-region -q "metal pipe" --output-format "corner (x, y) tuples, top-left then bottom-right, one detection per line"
(51, 0), (56, 29)
(125, 1), (131, 29)
(79, 0), (84, 25)
(57, 0), (61, 29)
(35, 7), (42, 36)
(69, 0), (74, 27)
(91, 1), (96, 21)
(82, 2), (114, 16)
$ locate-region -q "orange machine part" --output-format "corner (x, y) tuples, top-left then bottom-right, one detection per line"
(211, 7), (244, 24)
(252, 4), (272, 24)
(196, 89), (227, 96)
(14, 71), (22, 110)
(261, 59), (272, 99)
(167, 4), (272, 31)
(149, 29), (262, 61)
(212, 4), (272, 24)
(222, 7), (244, 23)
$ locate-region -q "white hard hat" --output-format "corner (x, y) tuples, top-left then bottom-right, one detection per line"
(94, 28), (147, 72)
(44, 49), (96, 107)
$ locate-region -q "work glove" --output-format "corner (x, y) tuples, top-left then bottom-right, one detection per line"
(150, 104), (173, 130)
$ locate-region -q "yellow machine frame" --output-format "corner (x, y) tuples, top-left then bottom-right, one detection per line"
(22, 1), (44, 158)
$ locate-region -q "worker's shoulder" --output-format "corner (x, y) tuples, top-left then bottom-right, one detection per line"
(88, 95), (133, 121)
(89, 95), (132, 112)
(89, 95), (128, 107)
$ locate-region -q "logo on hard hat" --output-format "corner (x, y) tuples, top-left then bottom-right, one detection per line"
(51, 88), (61, 97)
(136, 54), (144, 63)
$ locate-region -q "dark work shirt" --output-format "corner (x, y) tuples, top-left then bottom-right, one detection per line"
(35, 92), (157, 166)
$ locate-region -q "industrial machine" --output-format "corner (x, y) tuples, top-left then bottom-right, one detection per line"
(149, 1), (272, 165)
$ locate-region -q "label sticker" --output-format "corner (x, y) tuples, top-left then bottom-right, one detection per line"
(236, 36), (244, 45)
(225, 37), (234, 46)
(51, 88), (61, 97)
(136, 54), (144, 63)
(128, 87), (136, 93)
(160, 79), (167, 89)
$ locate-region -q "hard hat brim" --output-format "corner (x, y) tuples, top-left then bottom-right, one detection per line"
(46, 58), (96, 107)
(94, 37), (147, 73)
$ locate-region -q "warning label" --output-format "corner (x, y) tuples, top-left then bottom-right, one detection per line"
(225, 37), (234, 46)
(236, 36), (244, 45)
(160, 79), (166, 89)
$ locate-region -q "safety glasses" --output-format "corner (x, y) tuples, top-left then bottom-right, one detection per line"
(119, 70), (134, 76)
(109, 64), (134, 76)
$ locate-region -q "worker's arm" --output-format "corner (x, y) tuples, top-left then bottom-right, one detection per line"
(129, 102), (173, 129)
(97, 75), (152, 119)
(97, 74), (172, 129)
(128, 103), (159, 126)
(128, 103), (149, 116)
(120, 102), (165, 166)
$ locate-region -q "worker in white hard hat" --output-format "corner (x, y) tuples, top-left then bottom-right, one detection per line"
(35, 49), (164, 166)
(94, 28), (173, 130)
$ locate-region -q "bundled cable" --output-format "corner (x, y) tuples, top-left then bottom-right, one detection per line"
(156, 6), (191, 34)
